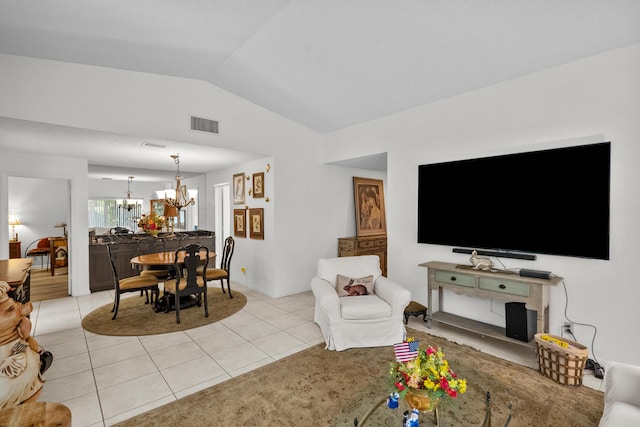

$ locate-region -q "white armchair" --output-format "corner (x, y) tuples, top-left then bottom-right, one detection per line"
(599, 362), (640, 426)
(311, 255), (411, 351)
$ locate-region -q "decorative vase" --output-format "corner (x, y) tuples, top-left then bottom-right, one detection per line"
(405, 388), (438, 412)
(146, 229), (159, 237)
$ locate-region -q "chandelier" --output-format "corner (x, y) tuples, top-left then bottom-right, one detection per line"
(164, 154), (195, 211)
(119, 176), (141, 211)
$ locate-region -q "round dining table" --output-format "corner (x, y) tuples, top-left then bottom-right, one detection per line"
(130, 250), (217, 311)
(130, 249), (216, 270)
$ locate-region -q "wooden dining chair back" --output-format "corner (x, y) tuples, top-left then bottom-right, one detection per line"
(107, 243), (159, 320)
(197, 236), (234, 299)
(163, 244), (209, 323)
(137, 237), (172, 281)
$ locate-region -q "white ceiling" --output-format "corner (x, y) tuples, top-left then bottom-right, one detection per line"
(1, 0), (639, 180)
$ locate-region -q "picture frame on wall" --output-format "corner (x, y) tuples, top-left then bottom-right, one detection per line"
(233, 173), (245, 204)
(353, 177), (387, 237)
(233, 209), (246, 238)
(150, 199), (165, 217)
(253, 172), (264, 198)
(249, 208), (264, 240)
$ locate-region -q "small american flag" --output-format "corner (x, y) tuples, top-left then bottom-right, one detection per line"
(394, 341), (419, 362)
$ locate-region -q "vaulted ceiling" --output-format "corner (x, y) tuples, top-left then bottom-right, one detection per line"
(1, 1), (639, 179)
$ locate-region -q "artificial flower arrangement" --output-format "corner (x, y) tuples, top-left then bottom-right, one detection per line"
(389, 338), (467, 404)
(137, 211), (166, 234)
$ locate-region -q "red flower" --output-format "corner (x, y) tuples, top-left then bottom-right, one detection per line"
(439, 377), (449, 390)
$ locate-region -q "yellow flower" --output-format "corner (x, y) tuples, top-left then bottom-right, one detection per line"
(389, 343), (467, 402)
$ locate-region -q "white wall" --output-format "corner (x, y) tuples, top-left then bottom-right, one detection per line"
(2, 44), (638, 365)
(8, 177), (69, 255)
(0, 152), (90, 297)
(205, 156), (386, 297)
(88, 178), (165, 202)
(324, 43), (640, 365)
(0, 54), (328, 299)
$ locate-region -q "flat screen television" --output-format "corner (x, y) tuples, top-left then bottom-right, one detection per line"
(417, 142), (610, 260)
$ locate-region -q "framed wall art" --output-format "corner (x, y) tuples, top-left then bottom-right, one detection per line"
(150, 199), (165, 217)
(253, 172), (264, 198)
(353, 177), (387, 237)
(233, 209), (246, 238)
(249, 208), (264, 240)
(233, 173), (245, 204)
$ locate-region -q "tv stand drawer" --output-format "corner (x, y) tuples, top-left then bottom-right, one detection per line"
(434, 271), (475, 288)
(478, 277), (529, 297)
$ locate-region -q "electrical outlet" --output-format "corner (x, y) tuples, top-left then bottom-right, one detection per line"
(563, 321), (574, 335)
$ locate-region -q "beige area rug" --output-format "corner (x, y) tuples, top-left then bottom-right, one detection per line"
(81, 288), (246, 336)
(115, 328), (603, 427)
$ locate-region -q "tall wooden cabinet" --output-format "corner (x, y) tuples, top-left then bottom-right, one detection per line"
(337, 235), (387, 276)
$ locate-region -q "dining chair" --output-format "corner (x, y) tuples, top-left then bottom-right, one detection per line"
(26, 238), (51, 270)
(162, 244), (209, 323)
(137, 237), (172, 281)
(106, 243), (160, 320)
(196, 236), (234, 298)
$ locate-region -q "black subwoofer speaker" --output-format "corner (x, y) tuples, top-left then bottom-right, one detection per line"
(505, 302), (537, 342)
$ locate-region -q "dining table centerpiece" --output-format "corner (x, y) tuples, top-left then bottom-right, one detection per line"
(137, 212), (166, 237)
(389, 338), (467, 420)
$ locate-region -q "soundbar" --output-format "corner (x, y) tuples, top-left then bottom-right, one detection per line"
(452, 248), (537, 261)
(519, 269), (552, 279)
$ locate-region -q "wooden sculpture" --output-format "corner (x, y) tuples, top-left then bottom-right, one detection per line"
(0, 281), (48, 409)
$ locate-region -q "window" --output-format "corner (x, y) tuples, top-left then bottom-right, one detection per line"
(88, 199), (143, 229)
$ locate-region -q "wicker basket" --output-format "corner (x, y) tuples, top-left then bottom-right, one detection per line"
(534, 333), (588, 385)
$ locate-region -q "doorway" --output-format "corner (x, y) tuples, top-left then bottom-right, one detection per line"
(9, 176), (70, 301)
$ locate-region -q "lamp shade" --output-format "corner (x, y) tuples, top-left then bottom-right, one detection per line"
(8, 213), (20, 226)
(163, 204), (178, 217)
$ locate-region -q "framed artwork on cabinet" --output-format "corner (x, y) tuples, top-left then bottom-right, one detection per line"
(353, 177), (387, 237)
(233, 173), (245, 204)
(249, 208), (264, 240)
(233, 209), (246, 238)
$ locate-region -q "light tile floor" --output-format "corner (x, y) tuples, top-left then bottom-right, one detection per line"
(29, 285), (603, 426)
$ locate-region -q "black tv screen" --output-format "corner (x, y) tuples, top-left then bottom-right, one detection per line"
(417, 142), (610, 260)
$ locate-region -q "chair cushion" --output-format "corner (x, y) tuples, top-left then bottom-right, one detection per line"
(118, 275), (158, 290)
(196, 266), (228, 279)
(164, 277), (207, 293)
(336, 274), (374, 296)
(340, 295), (392, 320)
(141, 269), (171, 279)
(205, 268), (228, 280)
(27, 248), (50, 255)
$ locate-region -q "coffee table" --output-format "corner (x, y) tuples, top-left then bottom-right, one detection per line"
(350, 391), (505, 427)
(353, 394), (440, 426)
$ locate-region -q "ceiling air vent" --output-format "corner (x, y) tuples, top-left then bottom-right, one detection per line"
(190, 115), (219, 134)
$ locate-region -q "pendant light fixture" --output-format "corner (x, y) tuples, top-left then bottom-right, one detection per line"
(119, 176), (141, 211)
(163, 154), (195, 211)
